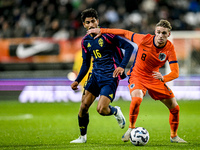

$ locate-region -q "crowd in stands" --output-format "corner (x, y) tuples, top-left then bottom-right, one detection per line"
(0, 0), (200, 39)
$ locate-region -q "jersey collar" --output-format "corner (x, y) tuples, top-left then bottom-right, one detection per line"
(153, 36), (167, 49)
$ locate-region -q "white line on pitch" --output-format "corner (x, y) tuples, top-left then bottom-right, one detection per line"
(0, 114), (33, 120)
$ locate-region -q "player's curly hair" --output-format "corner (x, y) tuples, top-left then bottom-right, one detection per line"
(81, 8), (98, 23)
(156, 19), (172, 31)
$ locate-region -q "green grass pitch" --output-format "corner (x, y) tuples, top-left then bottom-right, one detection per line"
(0, 98), (200, 150)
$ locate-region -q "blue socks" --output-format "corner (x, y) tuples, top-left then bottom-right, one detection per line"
(78, 113), (89, 136)
(108, 105), (117, 115)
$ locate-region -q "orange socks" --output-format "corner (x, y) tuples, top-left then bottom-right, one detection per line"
(129, 98), (179, 137)
(129, 97), (142, 128)
(169, 105), (180, 138)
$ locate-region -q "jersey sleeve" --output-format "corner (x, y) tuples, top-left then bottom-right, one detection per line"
(163, 63), (179, 82)
(163, 44), (179, 82)
(72, 50), (82, 74)
(75, 40), (91, 83)
(108, 35), (135, 69)
(132, 33), (146, 45)
(101, 28), (134, 41)
(100, 28), (145, 45)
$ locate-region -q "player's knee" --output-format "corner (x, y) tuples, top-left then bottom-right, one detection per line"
(97, 106), (106, 116)
(170, 105), (180, 114)
(131, 89), (143, 98)
(131, 97), (142, 106)
(80, 102), (90, 112)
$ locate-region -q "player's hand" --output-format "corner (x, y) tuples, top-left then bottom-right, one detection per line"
(152, 71), (164, 82)
(71, 81), (79, 90)
(87, 28), (101, 39)
(113, 67), (124, 78)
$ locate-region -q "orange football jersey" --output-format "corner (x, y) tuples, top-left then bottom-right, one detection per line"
(101, 28), (179, 83)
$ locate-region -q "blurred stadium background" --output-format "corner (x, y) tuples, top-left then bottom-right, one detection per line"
(0, 0), (200, 102)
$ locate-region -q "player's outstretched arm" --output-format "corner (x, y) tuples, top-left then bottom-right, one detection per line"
(87, 28), (101, 39)
(87, 28), (134, 41)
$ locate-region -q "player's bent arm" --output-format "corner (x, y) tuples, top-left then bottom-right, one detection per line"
(163, 63), (179, 82)
(113, 67), (124, 78)
(74, 44), (91, 84)
(75, 61), (90, 84)
(101, 28), (134, 41)
(75, 53), (91, 84)
(71, 81), (79, 90)
(113, 36), (135, 69)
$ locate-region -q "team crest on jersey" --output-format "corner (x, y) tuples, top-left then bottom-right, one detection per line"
(159, 53), (166, 61)
(87, 43), (91, 47)
(130, 84), (135, 89)
(98, 38), (103, 47)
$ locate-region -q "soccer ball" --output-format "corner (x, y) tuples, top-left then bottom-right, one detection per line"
(130, 127), (149, 146)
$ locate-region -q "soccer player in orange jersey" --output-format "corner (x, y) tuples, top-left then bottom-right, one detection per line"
(87, 19), (187, 143)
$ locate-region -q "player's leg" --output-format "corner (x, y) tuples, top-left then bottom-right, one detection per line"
(160, 97), (179, 137)
(70, 90), (96, 143)
(148, 81), (187, 143)
(122, 89), (144, 142)
(121, 77), (146, 142)
(97, 95), (116, 115)
(70, 73), (99, 143)
(129, 89), (143, 128)
(78, 90), (96, 133)
(97, 95), (126, 129)
(97, 82), (126, 129)
(160, 97), (187, 143)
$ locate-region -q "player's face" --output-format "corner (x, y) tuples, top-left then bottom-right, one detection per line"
(155, 26), (170, 47)
(83, 17), (99, 31)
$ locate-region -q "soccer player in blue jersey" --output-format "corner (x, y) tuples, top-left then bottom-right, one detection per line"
(70, 8), (136, 143)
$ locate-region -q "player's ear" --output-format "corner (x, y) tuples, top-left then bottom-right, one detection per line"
(97, 19), (99, 25)
(168, 31), (171, 37)
(83, 22), (86, 28)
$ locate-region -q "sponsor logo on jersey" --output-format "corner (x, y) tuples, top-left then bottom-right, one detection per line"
(98, 38), (103, 47)
(143, 49), (148, 52)
(87, 43), (91, 47)
(159, 53), (166, 61)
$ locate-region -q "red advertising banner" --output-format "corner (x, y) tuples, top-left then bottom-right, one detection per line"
(0, 37), (82, 63)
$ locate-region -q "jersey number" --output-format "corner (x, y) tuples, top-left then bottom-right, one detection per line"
(141, 53), (147, 61)
(93, 49), (102, 58)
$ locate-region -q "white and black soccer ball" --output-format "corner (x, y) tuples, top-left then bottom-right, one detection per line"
(130, 127), (149, 146)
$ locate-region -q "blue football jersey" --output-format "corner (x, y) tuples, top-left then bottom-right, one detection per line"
(75, 33), (135, 83)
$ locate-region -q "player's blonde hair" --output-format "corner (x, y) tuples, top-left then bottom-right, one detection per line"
(156, 19), (172, 31)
